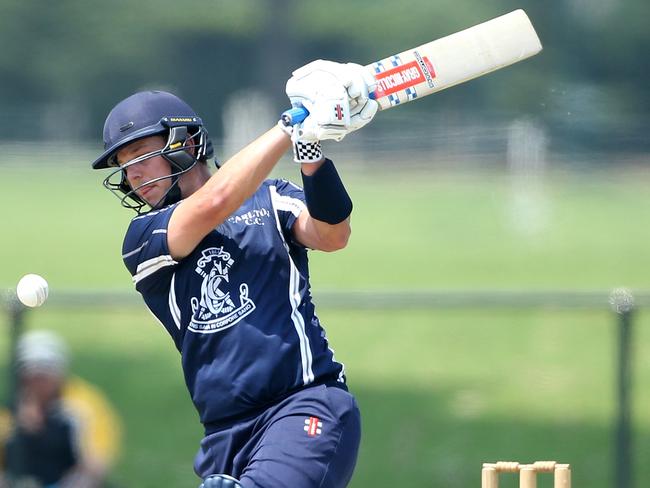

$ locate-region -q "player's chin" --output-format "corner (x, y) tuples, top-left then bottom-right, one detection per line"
(146, 189), (173, 209)
(137, 185), (158, 204)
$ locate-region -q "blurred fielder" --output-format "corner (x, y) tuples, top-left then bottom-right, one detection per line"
(91, 61), (378, 488)
(0, 330), (122, 488)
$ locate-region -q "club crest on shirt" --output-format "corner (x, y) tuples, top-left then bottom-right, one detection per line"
(188, 247), (256, 333)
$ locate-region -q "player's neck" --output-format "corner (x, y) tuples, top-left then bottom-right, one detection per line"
(179, 163), (212, 197)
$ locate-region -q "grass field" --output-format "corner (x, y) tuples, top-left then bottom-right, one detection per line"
(2, 154), (650, 289)
(1, 153), (650, 487)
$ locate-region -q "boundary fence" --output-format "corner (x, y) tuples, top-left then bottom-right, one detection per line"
(2, 287), (647, 488)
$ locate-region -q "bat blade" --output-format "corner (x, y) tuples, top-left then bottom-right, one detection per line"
(281, 9), (542, 125)
(370, 9), (542, 109)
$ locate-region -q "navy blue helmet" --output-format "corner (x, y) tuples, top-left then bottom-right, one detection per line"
(92, 90), (214, 213)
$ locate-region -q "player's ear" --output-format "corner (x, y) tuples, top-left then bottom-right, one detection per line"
(185, 135), (197, 157)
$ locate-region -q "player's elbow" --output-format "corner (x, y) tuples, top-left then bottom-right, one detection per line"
(320, 223), (351, 252)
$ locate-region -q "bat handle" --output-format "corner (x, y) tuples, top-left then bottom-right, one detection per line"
(280, 106), (309, 126)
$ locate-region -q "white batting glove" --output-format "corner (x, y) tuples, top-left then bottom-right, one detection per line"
(285, 74), (350, 142)
(349, 97), (379, 133)
(290, 60), (376, 103)
(285, 60), (379, 142)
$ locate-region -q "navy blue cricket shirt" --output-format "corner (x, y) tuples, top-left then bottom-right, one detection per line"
(121, 179), (346, 429)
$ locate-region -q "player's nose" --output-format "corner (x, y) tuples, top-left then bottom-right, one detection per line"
(124, 163), (142, 183)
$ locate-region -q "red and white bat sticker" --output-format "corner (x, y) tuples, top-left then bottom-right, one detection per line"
(373, 52), (436, 99)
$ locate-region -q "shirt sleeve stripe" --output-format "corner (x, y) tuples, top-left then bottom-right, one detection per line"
(169, 273), (182, 330)
(270, 185), (314, 385)
(122, 240), (149, 259)
(133, 255), (177, 284)
(273, 193), (306, 217)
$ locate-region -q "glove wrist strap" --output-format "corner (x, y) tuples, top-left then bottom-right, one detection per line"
(293, 140), (323, 163)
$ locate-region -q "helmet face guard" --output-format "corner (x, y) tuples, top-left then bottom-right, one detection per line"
(102, 119), (210, 213)
(92, 91), (215, 213)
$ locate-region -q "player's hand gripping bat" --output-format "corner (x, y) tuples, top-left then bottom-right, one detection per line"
(281, 9), (542, 126)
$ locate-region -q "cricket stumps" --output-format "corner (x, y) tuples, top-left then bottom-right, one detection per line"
(482, 461), (571, 488)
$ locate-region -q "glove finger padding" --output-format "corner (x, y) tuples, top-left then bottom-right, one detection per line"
(290, 59), (342, 79)
(349, 98), (379, 132)
(286, 67), (346, 108)
(288, 60), (374, 106)
(342, 62), (376, 101)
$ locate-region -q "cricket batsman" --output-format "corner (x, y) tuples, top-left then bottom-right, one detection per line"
(91, 61), (378, 488)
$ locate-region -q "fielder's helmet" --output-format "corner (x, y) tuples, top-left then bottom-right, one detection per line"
(92, 90), (214, 213)
(16, 330), (69, 376)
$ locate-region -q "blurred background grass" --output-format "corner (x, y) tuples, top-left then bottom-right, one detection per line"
(1, 0), (650, 486)
(3, 161), (650, 289)
(2, 160), (650, 487)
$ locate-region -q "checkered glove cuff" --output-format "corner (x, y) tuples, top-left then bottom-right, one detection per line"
(293, 140), (323, 163)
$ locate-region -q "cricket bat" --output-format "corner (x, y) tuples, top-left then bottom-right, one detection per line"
(281, 9), (542, 125)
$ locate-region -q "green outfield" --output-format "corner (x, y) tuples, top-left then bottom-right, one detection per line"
(1, 157), (650, 487)
(3, 158), (650, 289)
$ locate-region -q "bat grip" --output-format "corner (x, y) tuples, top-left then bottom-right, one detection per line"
(280, 107), (309, 126)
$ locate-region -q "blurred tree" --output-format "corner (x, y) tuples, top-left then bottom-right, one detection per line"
(0, 0), (646, 151)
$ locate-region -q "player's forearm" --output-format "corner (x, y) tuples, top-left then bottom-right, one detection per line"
(168, 126), (290, 259)
(205, 126), (290, 209)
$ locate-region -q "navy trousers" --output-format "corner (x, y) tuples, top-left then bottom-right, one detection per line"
(194, 383), (361, 488)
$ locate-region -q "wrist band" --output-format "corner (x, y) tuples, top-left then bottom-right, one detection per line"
(301, 159), (352, 224)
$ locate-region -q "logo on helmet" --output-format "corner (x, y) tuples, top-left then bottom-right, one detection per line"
(167, 117), (198, 123)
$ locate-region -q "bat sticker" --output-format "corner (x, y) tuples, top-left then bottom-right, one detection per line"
(373, 56), (436, 99)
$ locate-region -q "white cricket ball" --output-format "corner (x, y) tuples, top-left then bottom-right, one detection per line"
(16, 274), (49, 308)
